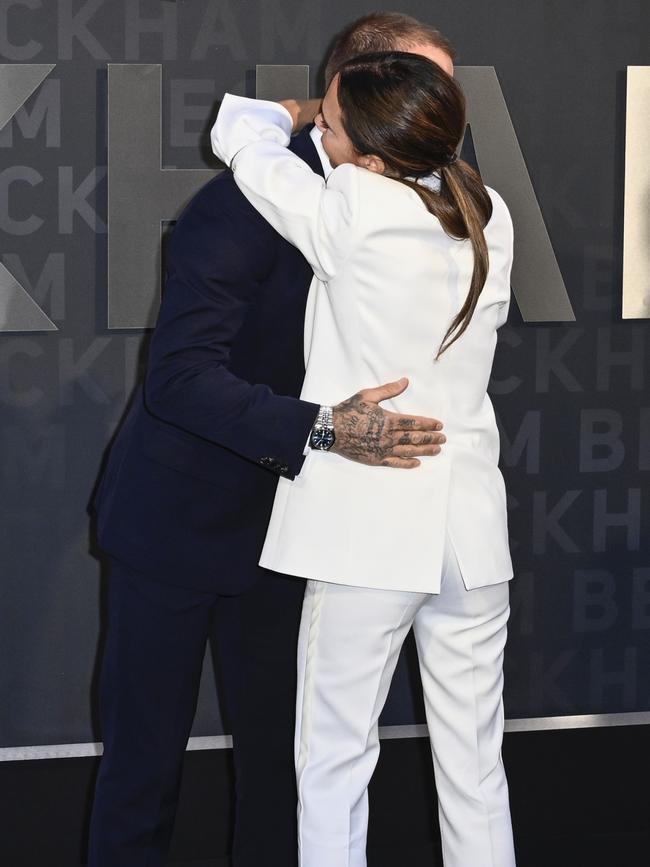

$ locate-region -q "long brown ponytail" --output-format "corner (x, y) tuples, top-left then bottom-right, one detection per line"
(401, 160), (492, 358)
(336, 51), (493, 358)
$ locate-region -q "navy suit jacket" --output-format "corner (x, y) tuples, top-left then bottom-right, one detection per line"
(92, 129), (322, 594)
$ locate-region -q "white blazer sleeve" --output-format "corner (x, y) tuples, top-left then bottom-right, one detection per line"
(485, 187), (514, 329)
(211, 93), (359, 281)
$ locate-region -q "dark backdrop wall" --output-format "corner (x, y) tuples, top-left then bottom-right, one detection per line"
(1, 0), (649, 752)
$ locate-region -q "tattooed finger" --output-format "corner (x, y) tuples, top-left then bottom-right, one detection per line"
(392, 444), (442, 458)
(380, 456), (421, 469)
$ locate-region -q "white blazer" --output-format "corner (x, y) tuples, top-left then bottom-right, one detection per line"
(211, 94), (514, 593)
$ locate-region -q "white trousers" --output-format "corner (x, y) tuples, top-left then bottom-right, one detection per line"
(294, 534), (516, 867)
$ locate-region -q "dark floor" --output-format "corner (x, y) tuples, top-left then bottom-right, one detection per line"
(0, 725), (648, 866)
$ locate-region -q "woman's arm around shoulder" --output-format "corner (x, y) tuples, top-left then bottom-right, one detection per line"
(211, 93), (360, 281)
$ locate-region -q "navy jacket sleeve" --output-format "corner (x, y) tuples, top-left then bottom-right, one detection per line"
(143, 173), (320, 479)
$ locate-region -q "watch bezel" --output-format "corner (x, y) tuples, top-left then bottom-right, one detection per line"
(310, 425), (336, 451)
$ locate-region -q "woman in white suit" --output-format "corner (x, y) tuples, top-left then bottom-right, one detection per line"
(212, 52), (516, 867)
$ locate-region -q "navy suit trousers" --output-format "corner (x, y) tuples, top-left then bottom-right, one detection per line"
(88, 557), (306, 867)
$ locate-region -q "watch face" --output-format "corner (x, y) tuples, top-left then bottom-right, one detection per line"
(311, 428), (335, 450)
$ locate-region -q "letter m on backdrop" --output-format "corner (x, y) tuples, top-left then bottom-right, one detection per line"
(0, 64), (58, 332)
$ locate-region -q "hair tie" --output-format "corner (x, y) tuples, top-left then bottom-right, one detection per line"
(445, 152), (458, 167)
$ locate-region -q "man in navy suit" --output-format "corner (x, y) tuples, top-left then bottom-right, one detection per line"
(88, 13), (455, 867)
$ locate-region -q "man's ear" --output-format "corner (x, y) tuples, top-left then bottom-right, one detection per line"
(360, 154), (386, 175)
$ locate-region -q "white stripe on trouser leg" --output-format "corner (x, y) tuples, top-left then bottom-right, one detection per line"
(295, 580), (326, 867)
(294, 580), (422, 867)
(413, 537), (516, 867)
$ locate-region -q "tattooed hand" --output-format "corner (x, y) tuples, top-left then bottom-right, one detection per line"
(331, 378), (446, 469)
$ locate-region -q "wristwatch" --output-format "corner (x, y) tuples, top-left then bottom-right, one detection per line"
(309, 405), (336, 451)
